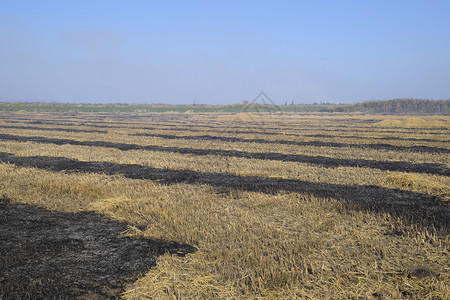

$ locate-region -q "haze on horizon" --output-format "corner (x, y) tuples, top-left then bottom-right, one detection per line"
(1, 1), (449, 105)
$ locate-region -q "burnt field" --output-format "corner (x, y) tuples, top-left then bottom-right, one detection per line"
(0, 111), (449, 299)
(0, 198), (195, 299)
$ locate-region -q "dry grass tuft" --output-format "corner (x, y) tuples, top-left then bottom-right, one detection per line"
(376, 117), (449, 128)
(0, 164), (106, 211)
(384, 173), (449, 198)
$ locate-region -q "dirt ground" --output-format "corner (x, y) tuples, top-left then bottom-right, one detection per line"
(0, 198), (196, 299)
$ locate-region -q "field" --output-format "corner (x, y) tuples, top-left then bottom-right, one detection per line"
(0, 110), (449, 299)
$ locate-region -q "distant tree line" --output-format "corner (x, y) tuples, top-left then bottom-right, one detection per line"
(1, 99), (448, 114)
(332, 99), (449, 114)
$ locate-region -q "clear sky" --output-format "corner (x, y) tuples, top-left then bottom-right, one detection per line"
(1, 0), (449, 104)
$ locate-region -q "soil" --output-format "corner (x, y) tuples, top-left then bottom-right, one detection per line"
(0, 198), (196, 299)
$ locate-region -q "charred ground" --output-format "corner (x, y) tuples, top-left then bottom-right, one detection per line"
(0, 198), (196, 299)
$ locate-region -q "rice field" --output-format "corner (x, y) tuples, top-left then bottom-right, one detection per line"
(0, 111), (449, 299)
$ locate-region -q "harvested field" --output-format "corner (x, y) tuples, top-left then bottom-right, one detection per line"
(0, 133), (448, 175)
(0, 111), (449, 299)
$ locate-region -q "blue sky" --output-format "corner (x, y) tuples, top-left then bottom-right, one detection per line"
(1, 1), (449, 104)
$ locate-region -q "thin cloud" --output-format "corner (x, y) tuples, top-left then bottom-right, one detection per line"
(61, 30), (124, 53)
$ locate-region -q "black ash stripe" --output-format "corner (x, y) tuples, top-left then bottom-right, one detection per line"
(0, 133), (448, 176)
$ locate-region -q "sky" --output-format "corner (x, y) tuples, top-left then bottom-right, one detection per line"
(1, 0), (450, 105)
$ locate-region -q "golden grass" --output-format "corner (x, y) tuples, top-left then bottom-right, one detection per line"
(0, 164), (106, 211)
(0, 124), (448, 166)
(376, 117), (449, 128)
(384, 173), (450, 200)
(0, 112), (449, 298)
(1, 139), (449, 198)
(1, 164), (448, 298)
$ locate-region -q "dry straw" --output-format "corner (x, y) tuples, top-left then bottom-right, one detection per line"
(0, 111), (449, 298)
